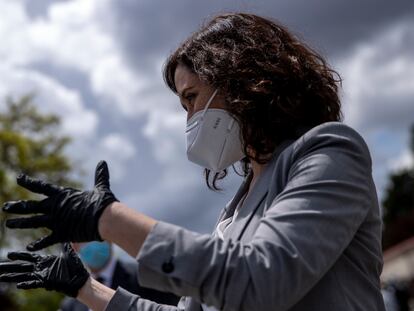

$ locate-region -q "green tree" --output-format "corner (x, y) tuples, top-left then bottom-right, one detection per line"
(0, 94), (82, 311)
(382, 124), (414, 250)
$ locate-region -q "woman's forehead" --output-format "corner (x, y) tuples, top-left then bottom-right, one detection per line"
(174, 65), (201, 94)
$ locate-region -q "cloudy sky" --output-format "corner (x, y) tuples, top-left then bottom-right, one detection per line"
(1, 0), (413, 244)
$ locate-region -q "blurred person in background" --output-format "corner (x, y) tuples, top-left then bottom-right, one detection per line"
(0, 292), (17, 311)
(382, 284), (401, 311)
(1, 12), (386, 311)
(60, 241), (179, 311)
(0, 276), (18, 311)
(382, 281), (410, 311)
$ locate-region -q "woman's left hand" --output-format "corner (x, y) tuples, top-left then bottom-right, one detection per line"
(3, 160), (118, 251)
(0, 243), (90, 297)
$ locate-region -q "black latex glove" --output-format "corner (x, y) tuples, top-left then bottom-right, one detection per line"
(3, 160), (118, 251)
(0, 243), (90, 297)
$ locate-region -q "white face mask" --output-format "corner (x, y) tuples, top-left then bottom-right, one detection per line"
(186, 89), (245, 172)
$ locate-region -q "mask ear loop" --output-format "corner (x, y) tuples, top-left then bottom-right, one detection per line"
(200, 89), (219, 121)
(186, 88), (219, 151)
(227, 118), (235, 132)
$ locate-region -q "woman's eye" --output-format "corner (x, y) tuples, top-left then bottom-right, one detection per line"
(185, 93), (196, 102)
(180, 93), (197, 111)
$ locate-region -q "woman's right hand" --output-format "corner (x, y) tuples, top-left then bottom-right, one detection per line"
(0, 243), (90, 297)
(2, 161), (119, 251)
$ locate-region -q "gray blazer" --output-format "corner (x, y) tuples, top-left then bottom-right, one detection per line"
(105, 122), (386, 311)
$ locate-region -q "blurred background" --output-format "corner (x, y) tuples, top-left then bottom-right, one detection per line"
(0, 0), (413, 310)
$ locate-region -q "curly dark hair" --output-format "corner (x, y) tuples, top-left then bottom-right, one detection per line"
(163, 12), (342, 190)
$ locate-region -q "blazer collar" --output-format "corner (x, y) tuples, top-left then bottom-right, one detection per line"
(220, 139), (294, 240)
(221, 172), (253, 221)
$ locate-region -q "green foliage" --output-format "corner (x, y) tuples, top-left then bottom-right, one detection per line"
(382, 124), (414, 250)
(383, 170), (414, 223)
(382, 168), (414, 249)
(0, 94), (82, 310)
(11, 289), (64, 311)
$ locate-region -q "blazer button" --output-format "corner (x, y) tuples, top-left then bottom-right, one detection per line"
(162, 257), (174, 273)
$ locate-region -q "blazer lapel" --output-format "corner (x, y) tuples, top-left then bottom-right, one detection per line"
(223, 163), (272, 240)
(222, 172), (253, 226)
(224, 140), (294, 241)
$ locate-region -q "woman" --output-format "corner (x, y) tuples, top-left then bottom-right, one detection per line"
(0, 13), (385, 311)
